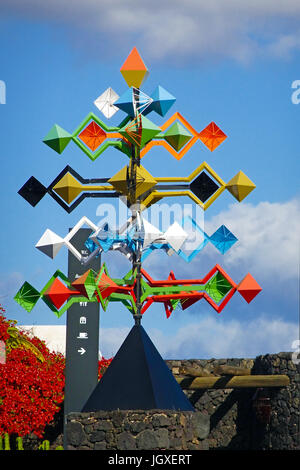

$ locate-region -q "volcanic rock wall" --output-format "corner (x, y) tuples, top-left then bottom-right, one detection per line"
(22, 352), (300, 450)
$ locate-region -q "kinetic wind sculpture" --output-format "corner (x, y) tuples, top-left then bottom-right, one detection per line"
(15, 48), (262, 411)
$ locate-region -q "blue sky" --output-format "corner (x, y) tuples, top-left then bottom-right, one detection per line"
(0, 1), (299, 359)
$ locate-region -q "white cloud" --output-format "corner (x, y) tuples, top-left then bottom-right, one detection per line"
(99, 326), (130, 359)
(152, 315), (298, 359)
(266, 33), (300, 59)
(17, 324), (130, 359)
(1, 0), (300, 63)
(204, 199), (300, 282)
(94, 315), (298, 359)
(143, 199), (300, 287)
(18, 315), (298, 360)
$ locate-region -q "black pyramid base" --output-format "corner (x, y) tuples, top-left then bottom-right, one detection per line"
(82, 324), (194, 412)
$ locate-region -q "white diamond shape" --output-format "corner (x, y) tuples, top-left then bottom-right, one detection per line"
(94, 87), (119, 119)
(35, 229), (64, 259)
(162, 222), (188, 252)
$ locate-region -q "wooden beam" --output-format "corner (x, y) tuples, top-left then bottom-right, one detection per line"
(213, 365), (251, 376)
(178, 365), (211, 377)
(177, 364), (253, 377)
(176, 374), (290, 389)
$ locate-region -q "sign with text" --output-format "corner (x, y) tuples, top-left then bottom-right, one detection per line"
(63, 228), (100, 445)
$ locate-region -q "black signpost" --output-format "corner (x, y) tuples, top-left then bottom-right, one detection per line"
(63, 228), (100, 449)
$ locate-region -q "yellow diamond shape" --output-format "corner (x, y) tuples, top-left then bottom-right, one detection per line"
(108, 166), (129, 195)
(108, 165), (157, 200)
(226, 171), (256, 202)
(53, 173), (82, 204)
(135, 165), (157, 198)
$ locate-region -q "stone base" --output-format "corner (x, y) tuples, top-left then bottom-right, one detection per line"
(67, 410), (210, 450)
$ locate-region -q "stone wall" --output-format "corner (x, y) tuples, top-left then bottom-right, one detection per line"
(166, 352), (299, 450)
(166, 357), (255, 450)
(66, 410), (210, 451)
(251, 352), (299, 450)
(21, 352), (300, 450)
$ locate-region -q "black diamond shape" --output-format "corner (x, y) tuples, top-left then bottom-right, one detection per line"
(190, 172), (219, 203)
(18, 176), (47, 207)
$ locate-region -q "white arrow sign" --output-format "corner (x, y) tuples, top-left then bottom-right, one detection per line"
(78, 347), (86, 355)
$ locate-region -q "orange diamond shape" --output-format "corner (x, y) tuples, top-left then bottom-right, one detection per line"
(199, 122), (227, 152)
(79, 121), (107, 151)
(237, 273), (262, 304)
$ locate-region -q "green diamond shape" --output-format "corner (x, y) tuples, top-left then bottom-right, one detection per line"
(205, 272), (232, 303)
(119, 114), (161, 148)
(43, 124), (72, 154)
(14, 282), (41, 312)
(84, 270), (97, 300)
(164, 122), (192, 151)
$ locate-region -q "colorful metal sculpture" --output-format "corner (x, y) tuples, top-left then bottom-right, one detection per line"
(14, 263), (262, 318)
(16, 47), (261, 320)
(19, 162), (255, 212)
(39, 111), (229, 162)
(35, 215), (238, 264)
(15, 49), (262, 411)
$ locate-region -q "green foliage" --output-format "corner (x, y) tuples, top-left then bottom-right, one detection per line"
(0, 435), (64, 451)
(38, 439), (50, 450)
(5, 326), (45, 362)
(0, 433), (12, 450)
(16, 436), (24, 450)
(4, 433), (10, 450)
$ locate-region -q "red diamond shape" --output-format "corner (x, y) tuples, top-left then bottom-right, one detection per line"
(44, 278), (73, 309)
(79, 121), (107, 151)
(96, 272), (118, 300)
(199, 122), (227, 152)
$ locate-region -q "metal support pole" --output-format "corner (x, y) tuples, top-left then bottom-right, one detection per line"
(129, 89), (143, 322)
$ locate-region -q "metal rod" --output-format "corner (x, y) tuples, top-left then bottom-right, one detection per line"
(131, 88), (142, 322)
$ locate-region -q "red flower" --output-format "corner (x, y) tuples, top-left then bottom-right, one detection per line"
(0, 305), (113, 439)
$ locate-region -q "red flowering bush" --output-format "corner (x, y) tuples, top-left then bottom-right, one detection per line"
(0, 308), (65, 438)
(0, 306), (113, 439)
(98, 356), (113, 379)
